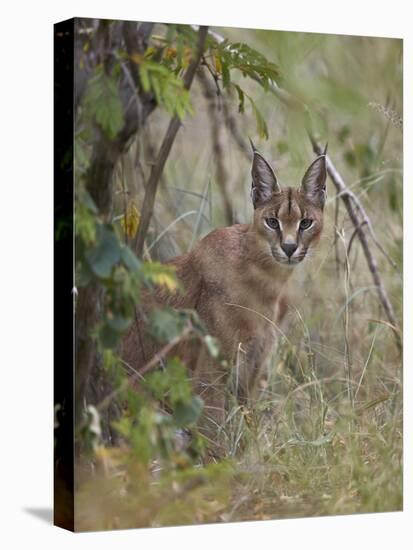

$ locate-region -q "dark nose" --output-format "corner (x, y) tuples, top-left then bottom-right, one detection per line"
(281, 242), (298, 258)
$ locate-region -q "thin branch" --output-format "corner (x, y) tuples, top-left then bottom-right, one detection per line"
(347, 220), (368, 258)
(334, 188), (341, 276)
(198, 69), (233, 224)
(123, 21), (154, 87)
(202, 57), (222, 93)
(222, 100), (251, 156)
(134, 26), (209, 257)
(94, 325), (193, 416)
(140, 326), (193, 377)
(311, 138), (402, 353)
(350, 189), (398, 269)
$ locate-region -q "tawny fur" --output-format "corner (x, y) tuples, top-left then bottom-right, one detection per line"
(122, 150), (327, 449)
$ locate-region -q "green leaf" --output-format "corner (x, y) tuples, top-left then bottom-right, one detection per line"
(215, 40), (279, 90)
(75, 199), (97, 245)
(166, 359), (192, 404)
(120, 245), (141, 273)
(106, 314), (131, 332)
(247, 95), (269, 140)
(138, 60), (192, 120)
(221, 57), (231, 89)
(113, 416), (132, 438)
(142, 261), (179, 291)
(173, 396), (203, 427)
(148, 308), (188, 342)
(231, 85), (269, 140)
(139, 63), (150, 92)
(81, 190), (98, 214)
(98, 323), (121, 349)
(76, 260), (94, 286)
(234, 84), (245, 113)
(83, 67), (124, 139)
(204, 334), (220, 358)
(85, 224), (121, 278)
(144, 359), (192, 407)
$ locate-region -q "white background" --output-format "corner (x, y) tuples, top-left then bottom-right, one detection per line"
(0, 0), (410, 548)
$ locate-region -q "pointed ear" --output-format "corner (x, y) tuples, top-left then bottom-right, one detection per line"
(300, 153), (327, 209)
(251, 150), (281, 209)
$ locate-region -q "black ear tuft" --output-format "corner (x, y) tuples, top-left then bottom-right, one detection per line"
(251, 149), (281, 209)
(300, 153), (327, 209)
(249, 137), (258, 153)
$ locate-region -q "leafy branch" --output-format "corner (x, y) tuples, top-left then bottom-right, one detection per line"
(134, 26), (209, 257)
(212, 40), (279, 90)
(138, 60), (193, 120)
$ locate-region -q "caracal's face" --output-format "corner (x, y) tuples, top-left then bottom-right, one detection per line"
(250, 146), (327, 267)
(255, 188), (323, 266)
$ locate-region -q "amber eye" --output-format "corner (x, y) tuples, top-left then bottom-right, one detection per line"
(300, 218), (313, 230)
(265, 218), (280, 230)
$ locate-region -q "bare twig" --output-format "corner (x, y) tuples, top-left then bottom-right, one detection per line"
(123, 21), (154, 87)
(135, 26), (209, 257)
(198, 69), (233, 224)
(222, 100), (251, 156)
(201, 55), (222, 95)
(350, 190), (398, 269)
(140, 326), (193, 377)
(94, 325), (193, 415)
(311, 138), (402, 353)
(334, 189), (341, 276)
(347, 220), (368, 258)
